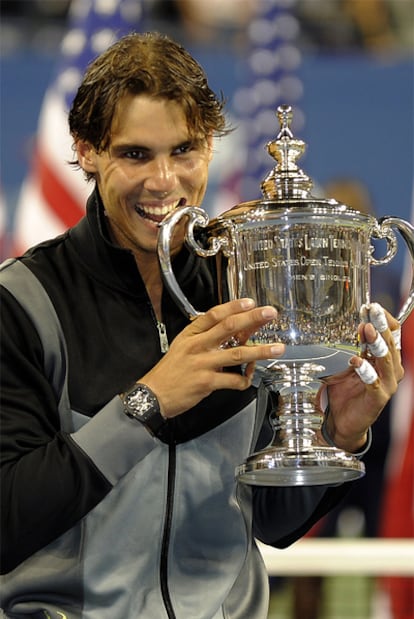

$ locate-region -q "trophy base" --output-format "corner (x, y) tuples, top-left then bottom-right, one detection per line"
(236, 446), (365, 486)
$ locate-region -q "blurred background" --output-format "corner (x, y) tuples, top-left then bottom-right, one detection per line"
(1, 0), (413, 255)
(1, 1), (413, 618)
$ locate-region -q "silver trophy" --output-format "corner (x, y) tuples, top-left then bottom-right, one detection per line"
(158, 105), (414, 486)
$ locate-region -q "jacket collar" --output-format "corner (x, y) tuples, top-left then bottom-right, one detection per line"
(68, 187), (201, 298)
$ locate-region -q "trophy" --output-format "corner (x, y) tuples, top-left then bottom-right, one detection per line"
(158, 105), (414, 486)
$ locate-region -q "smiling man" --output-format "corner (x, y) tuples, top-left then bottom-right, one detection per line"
(75, 93), (212, 320)
(0, 32), (403, 619)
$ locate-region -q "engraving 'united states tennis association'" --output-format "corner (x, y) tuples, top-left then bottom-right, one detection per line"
(243, 234), (353, 282)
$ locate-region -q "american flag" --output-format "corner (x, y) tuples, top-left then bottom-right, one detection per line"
(211, 0), (302, 215)
(13, 0), (144, 254)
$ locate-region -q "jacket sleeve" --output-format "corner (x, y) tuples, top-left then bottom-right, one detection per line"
(0, 288), (113, 573)
(0, 288), (158, 573)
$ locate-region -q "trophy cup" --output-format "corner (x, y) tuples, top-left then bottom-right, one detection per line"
(158, 105), (414, 486)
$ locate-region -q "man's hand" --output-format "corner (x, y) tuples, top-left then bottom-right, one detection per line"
(320, 304), (404, 453)
(140, 298), (285, 418)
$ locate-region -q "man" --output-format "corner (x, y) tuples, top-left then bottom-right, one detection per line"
(0, 32), (403, 619)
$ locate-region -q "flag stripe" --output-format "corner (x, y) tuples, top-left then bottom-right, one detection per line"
(34, 147), (85, 229)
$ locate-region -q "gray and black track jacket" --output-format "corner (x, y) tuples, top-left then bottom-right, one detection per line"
(0, 190), (349, 619)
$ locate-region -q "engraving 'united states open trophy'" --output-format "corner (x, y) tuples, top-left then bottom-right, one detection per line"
(158, 105), (414, 486)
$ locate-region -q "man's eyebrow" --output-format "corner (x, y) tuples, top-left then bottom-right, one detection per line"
(110, 138), (203, 155)
(111, 143), (151, 153)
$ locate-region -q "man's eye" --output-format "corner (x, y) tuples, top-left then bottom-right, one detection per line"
(173, 143), (193, 155)
(125, 150), (147, 160)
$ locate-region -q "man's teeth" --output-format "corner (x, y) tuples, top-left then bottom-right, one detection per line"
(135, 200), (181, 217)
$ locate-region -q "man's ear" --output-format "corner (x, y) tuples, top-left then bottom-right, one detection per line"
(76, 140), (97, 173)
(207, 134), (214, 162)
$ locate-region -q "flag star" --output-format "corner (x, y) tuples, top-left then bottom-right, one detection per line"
(95, 0), (121, 16)
(70, 0), (92, 21)
(249, 49), (279, 76)
(233, 88), (257, 116)
(56, 67), (83, 98)
(249, 18), (277, 44)
(91, 28), (118, 54)
(61, 28), (87, 57)
(255, 80), (281, 106)
(275, 14), (300, 40)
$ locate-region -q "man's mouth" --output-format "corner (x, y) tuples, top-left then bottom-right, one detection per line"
(134, 198), (186, 226)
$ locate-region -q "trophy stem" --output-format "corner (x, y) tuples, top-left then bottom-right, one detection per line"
(236, 362), (366, 486)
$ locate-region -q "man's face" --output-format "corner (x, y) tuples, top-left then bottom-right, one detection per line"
(76, 94), (213, 259)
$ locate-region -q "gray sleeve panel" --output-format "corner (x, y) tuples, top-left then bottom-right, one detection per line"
(0, 258), (71, 427)
(70, 397), (159, 485)
(0, 259), (159, 487)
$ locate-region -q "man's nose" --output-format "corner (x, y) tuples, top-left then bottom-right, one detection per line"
(144, 157), (178, 194)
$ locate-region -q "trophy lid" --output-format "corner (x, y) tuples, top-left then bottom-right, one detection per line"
(210, 103), (374, 228)
(260, 104), (314, 201)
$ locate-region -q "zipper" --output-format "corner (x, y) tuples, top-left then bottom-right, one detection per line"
(150, 307), (174, 614)
(156, 320), (169, 353)
(146, 297), (169, 354)
(160, 444), (177, 619)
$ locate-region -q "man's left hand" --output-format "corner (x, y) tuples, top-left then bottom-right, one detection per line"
(320, 304), (404, 453)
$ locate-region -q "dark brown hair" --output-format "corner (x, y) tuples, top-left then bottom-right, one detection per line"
(69, 31), (230, 166)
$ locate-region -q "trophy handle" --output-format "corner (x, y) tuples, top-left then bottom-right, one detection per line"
(158, 205), (229, 319)
(372, 216), (414, 324)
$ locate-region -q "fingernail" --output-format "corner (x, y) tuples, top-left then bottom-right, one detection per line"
(269, 344), (284, 356)
(240, 298), (255, 309)
(261, 307), (277, 319)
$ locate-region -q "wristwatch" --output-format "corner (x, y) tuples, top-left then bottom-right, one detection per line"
(122, 383), (167, 437)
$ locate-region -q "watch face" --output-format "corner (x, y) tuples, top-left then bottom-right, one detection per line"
(126, 388), (154, 416)
(123, 384), (166, 437)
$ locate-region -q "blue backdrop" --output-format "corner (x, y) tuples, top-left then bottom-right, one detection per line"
(1, 47), (413, 275)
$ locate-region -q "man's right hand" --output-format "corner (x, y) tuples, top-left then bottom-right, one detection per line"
(139, 298), (285, 418)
